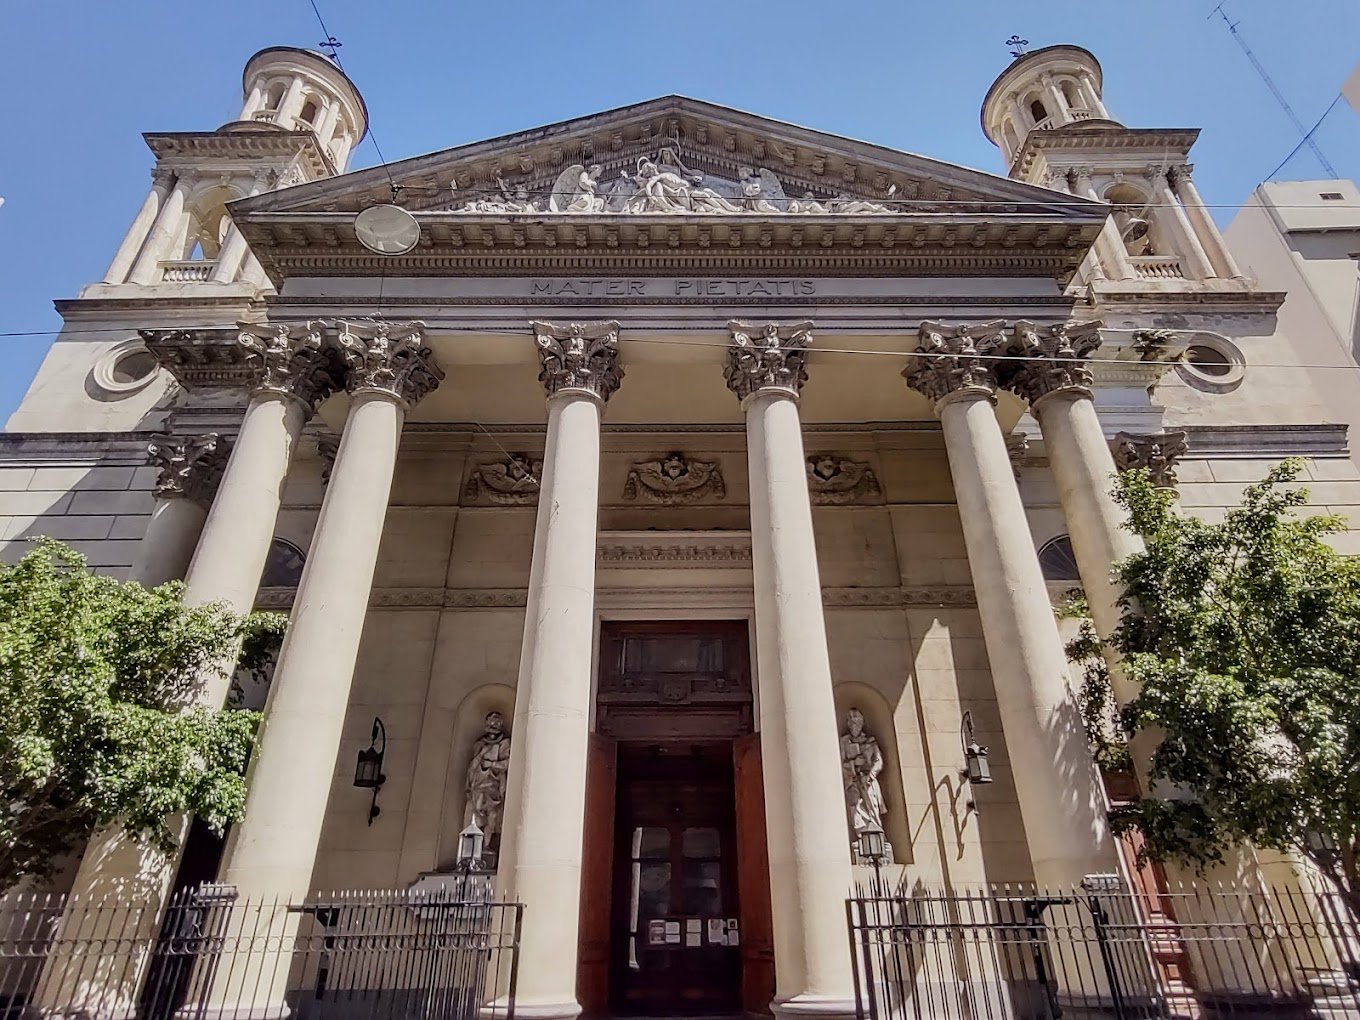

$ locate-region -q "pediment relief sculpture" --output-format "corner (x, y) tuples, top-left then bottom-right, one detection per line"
(451, 147), (898, 217)
(806, 455), (882, 505)
(465, 454), (543, 505)
(623, 452), (726, 504)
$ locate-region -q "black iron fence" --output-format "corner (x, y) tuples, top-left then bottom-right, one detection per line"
(847, 879), (1360, 1020)
(0, 882), (522, 1020)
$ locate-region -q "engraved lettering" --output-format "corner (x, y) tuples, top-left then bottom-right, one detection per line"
(629, 281), (645, 295)
(531, 281), (553, 295)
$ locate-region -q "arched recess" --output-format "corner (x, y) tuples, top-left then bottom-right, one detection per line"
(435, 682), (516, 870)
(832, 681), (912, 864)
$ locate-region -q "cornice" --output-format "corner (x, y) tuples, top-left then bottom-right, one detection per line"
(146, 130), (335, 178)
(1012, 126), (1200, 181)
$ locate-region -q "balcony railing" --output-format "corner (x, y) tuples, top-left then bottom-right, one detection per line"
(159, 261), (215, 283)
(251, 110), (277, 123)
(1130, 255), (1186, 281)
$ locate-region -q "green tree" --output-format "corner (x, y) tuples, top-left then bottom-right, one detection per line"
(1081, 461), (1360, 919)
(0, 539), (284, 891)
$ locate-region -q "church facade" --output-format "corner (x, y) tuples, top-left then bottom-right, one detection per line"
(5, 42), (1360, 1020)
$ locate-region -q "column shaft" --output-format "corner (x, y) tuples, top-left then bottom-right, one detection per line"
(1075, 176), (1134, 280)
(218, 392), (404, 897)
(1152, 174), (1215, 280)
(939, 393), (1116, 883)
(496, 391), (602, 1019)
(128, 498), (207, 587)
(128, 178), (189, 284)
(209, 183), (264, 283)
(104, 176), (172, 284)
(744, 390), (855, 1015)
(1174, 172), (1243, 278)
(276, 77), (307, 126)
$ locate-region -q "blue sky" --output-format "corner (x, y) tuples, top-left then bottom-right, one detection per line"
(2, 1), (1358, 424)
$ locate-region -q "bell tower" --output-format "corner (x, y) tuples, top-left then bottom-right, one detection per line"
(98, 47), (367, 291)
(981, 44), (1244, 287)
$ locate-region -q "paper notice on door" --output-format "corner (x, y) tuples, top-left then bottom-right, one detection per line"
(707, 918), (725, 944)
(685, 919), (702, 947)
(726, 919), (740, 946)
(647, 920), (667, 946)
(664, 920), (681, 945)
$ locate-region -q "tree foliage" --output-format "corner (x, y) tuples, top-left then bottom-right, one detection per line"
(1088, 462), (1360, 917)
(0, 539), (285, 891)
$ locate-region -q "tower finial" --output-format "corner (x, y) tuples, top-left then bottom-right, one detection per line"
(1005, 35), (1029, 59)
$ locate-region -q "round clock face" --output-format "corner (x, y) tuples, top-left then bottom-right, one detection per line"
(354, 204), (420, 255)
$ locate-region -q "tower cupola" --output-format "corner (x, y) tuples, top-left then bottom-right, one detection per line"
(981, 45), (1115, 172)
(237, 47), (368, 171)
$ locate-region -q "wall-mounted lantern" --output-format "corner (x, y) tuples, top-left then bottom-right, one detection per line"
(457, 821), (487, 875)
(353, 716), (386, 826)
(960, 711), (992, 810)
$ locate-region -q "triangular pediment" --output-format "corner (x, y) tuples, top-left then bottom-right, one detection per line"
(231, 96), (1106, 283)
(240, 95), (1091, 217)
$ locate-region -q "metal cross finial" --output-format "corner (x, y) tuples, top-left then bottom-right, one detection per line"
(319, 36), (343, 61)
(1005, 35), (1029, 58)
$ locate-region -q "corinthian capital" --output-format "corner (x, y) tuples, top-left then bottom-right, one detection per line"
(532, 320), (623, 401)
(146, 433), (231, 508)
(902, 321), (1005, 408)
(1111, 430), (1188, 487)
(724, 321), (812, 402)
(999, 319), (1103, 406)
(237, 322), (340, 411)
(329, 319), (444, 409)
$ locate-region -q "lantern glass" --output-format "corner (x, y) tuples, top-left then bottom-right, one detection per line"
(354, 747), (384, 789)
(459, 822), (486, 864)
(965, 744), (992, 785)
(857, 826), (886, 863)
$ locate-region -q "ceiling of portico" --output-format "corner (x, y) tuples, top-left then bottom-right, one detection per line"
(231, 96), (1107, 284)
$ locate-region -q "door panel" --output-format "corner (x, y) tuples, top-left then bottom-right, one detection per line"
(577, 734), (617, 1017)
(610, 745), (741, 1017)
(734, 732), (776, 1016)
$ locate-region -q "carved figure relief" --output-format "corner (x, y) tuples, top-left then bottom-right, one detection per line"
(465, 454), (543, 505)
(806, 455), (881, 505)
(465, 711), (512, 855)
(452, 146), (897, 216)
(841, 708), (894, 864)
(623, 453), (725, 504)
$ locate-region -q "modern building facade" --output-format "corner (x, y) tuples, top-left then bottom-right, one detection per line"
(5, 42), (1360, 1020)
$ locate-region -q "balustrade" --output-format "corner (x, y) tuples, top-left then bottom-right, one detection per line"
(1129, 255), (1186, 280)
(160, 260), (216, 283)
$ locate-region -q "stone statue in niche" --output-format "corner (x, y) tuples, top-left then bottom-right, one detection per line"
(465, 711), (512, 854)
(806, 455), (882, 505)
(623, 452), (725, 504)
(842, 708), (894, 864)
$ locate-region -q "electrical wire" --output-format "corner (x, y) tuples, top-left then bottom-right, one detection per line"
(1264, 96), (1344, 183)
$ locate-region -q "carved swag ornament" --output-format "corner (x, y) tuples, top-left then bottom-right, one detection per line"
(806, 455), (881, 505)
(623, 453), (726, 504)
(465, 454), (543, 505)
(725, 321), (813, 401)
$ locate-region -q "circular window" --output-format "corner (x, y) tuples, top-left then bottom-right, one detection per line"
(91, 339), (162, 396)
(1038, 536), (1082, 582)
(1176, 333), (1245, 393)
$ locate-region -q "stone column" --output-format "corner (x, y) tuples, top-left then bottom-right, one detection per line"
(1073, 168), (1134, 281)
(275, 76), (307, 126)
(1001, 321), (1143, 704)
(1150, 170), (1215, 280)
(128, 176), (191, 284)
(128, 433), (231, 587)
(104, 170), (174, 284)
(1040, 73), (1068, 121)
(1170, 164), (1243, 279)
(904, 322), (1117, 886)
(202, 320), (441, 1014)
(209, 177), (268, 283)
(724, 321), (856, 1019)
(494, 320), (621, 1020)
(32, 326), (337, 1020)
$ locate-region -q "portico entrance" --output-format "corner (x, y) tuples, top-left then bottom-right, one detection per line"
(577, 622), (775, 1018)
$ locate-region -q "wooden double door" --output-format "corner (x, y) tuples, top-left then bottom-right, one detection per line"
(577, 622), (774, 1019)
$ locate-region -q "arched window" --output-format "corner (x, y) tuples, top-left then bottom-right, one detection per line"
(1029, 98), (1048, 124)
(1038, 535), (1081, 582)
(265, 82), (285, 110)
(261, 538), (306, 587)
(299, 99), (319, 127)
(1061, 79), (1083, 112)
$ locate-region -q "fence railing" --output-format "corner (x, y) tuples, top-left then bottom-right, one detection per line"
(847, 879), (1360, 1020)
(0, 882), (522, 1020)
